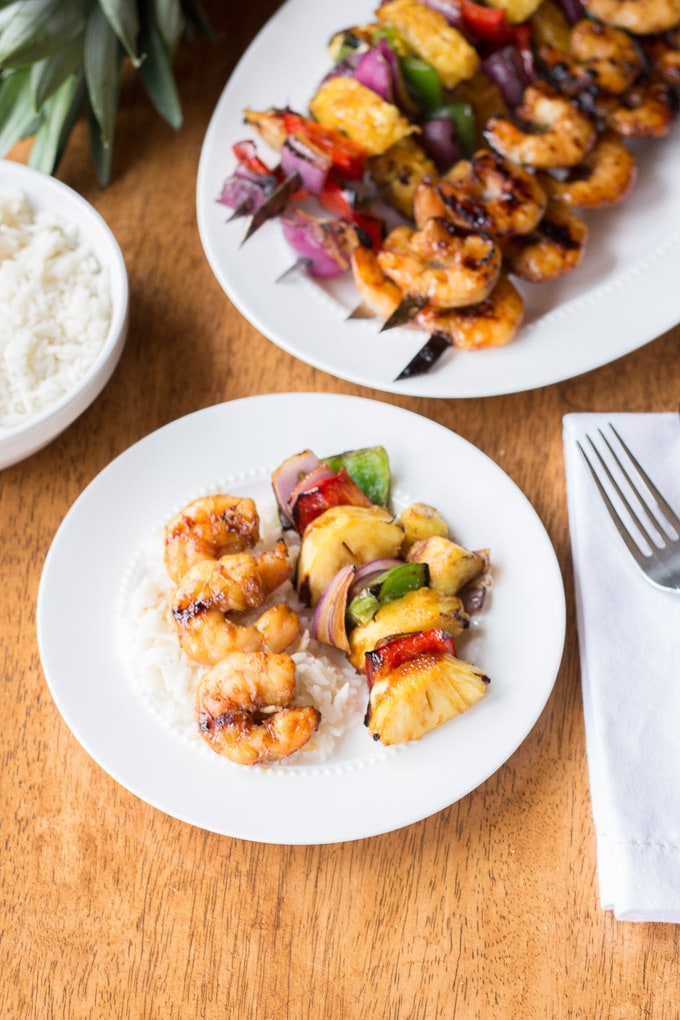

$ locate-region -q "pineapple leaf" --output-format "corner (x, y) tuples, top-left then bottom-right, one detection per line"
(98, 0), (142, 66)
(84, 3), (121, 149)
(87, 105), (114, 187)
(180, 0), (215, 41)
(0, 0), (89, 68)
(138, 6), (182, 129)
(0, 66), (37, 155)
(153, 0), (183, 53)
(29, 73), (85, 174)
(30, 34), (84, 110)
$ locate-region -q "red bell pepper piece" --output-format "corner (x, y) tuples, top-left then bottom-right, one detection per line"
(319, 181), (385, 249)
(365, 628), (458, 686)
(233, 139), (279, 177)
(280, 111), (368, 180)
(292, 467), (373, 533)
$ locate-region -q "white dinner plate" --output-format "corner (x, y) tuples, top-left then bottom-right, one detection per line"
(37, 393), (565, 844)
(196, 0), (680, 398)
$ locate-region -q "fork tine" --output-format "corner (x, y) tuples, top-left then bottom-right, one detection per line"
(577, 440), (647, 566)
(608, 423), (680, 537)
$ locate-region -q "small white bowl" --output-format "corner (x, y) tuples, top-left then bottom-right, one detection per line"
(0, 159), (129, 470)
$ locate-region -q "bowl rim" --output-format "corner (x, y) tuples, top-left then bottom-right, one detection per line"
(0, 158), (129, 450)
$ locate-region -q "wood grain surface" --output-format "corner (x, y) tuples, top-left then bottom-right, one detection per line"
(2, 2), (680, 1017)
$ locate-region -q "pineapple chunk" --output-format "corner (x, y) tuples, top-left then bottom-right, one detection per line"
(309, 78), (416, 156)
(407, 536), (484, 595)
(367, 137), (437, 219)
(367, 652), (489, 744)
(376, 0), (480, 89)
(483, 0), (544, 23)
(296, 505), (404, 606)
(398, 502), (449, 554)
(348, 587), (468, 670)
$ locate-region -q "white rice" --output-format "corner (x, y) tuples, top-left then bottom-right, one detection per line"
(0, 187), (111, 431)
(116, 501), (368, 763)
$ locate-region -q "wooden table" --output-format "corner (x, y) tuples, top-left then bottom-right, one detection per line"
(2, 4), (680, 1016)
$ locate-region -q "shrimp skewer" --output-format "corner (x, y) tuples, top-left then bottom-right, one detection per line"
(171, 540), (300, 663)
(197, 652), (320, 765)
(583, 0), (680, 35)
(538, 131), (637, 208)
(502, 202), (588, 282)
(377, 219), (502, 309)
(165, 495), (260, 584)
(484, 82), (597, 169)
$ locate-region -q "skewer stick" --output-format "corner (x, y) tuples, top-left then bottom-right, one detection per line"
(394, 333), (451, 381)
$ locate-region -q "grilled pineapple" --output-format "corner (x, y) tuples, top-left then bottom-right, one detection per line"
(376, 0), (480, 89)
(398, 502), (449, 554)
(367, 137), (437, 219)
(367, 652), (489, 744)
(348, 587), (468, 670)
(483, 0), (544, 23)
(296, 505), (404, 606)
(407, 536), (484, 595)
(309, 78), (416, 156)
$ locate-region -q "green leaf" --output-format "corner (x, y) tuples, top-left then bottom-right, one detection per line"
(139, 7), (182, 129)
(181, 0), (215, 41)
(0, 0), (89, 68)
(29, 73), (85, 174)
(30, 34), (84, 110)
(0, 66), (37, 155)
(84, 4), (121, 148)
(98, 0), (141, 65)
(87, 104), (113, 187)
(153, 0), (183, 53)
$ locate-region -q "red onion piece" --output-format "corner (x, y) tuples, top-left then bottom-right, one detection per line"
(286, 463), (336, 516)
(217, 167), (278, 213)
(347, 558), (404, 600)
(280, 135), (332, 195)
(419, 0), (465, 29)
(280, 210), (353, 279)
(311, 565), (356, 651)
(272, 450), (321, 523)
(419, 118), (463, 173)
(481, 46), (531, 108)
(354, 44), (395, 103)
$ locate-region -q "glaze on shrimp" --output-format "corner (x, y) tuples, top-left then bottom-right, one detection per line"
(377, 218), (502, 308)
(415, 275), (524, 351)
(538, 131), (637, 208)
(484, 81), (597, 169)
(165, 495), (260, 583)
(171, 540), (300, 663)
(196, 651), (320, 765)
(502, 201), (588, 282)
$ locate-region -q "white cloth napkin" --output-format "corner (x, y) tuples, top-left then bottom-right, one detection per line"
(563, 412), (680, 923)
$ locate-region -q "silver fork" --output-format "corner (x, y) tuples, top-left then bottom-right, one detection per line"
(577, 423), (680, 593)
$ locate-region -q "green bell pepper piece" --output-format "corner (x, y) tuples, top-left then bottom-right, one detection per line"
(429, 101), (476, 157)
(399, 55), (442, 115)
(323, 445), (391, 507)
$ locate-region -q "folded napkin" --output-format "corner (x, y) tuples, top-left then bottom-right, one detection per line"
(563, 412), (680, 923)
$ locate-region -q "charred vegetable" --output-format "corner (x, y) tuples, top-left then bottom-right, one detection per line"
(296, 505), (405, 606)
(407, 535), (485, 594)
(346, 561), (430, 626)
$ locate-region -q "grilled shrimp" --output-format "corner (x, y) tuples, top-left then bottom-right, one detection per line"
(377, 219), (502, 308)
(502, 201), (588, 282)
(641, 28), (680, 83)
(350, 246), (403, 319)
(433, 149), (548, 237)
(583, 0), (680, 35)
(171, 541), (300, 664)
(484, 81), (597, 168)
(538, 131), (636, 207)
(165, 495), (260, 584)
(196, 652), (320, 765)
(415, 275), (524, 350)
(539, 19), (643, 95)
(601, 76), (678, 137)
